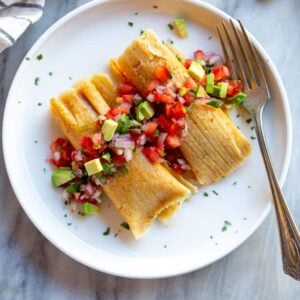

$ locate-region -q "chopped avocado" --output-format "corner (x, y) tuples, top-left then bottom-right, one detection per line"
(84, 158), (103, 176)
(212, 85), (221, 97)
(206, 99), (222, 108)
(51, 167), (75, 187)
(101, 152), (111, 162)
(101, 119), (118, 141)
(188, 61), (205, 81)
(82, 203), (100, 215)
(194, 85), (206, 98)
(135, 104), (145, 121)
(140, 101), (154, 119)
(228, 92), (248, 105)
(205, 73), (215, 94)
(179, 87), (187, 96)
(117, 115), (130, 134)
(217, 82), (228, 98)
(173, 18), (188, 38)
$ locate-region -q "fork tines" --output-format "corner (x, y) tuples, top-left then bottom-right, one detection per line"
(217, 19), (268, 93)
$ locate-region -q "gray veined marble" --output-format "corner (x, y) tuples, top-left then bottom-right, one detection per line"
(0, 0), (300, 299)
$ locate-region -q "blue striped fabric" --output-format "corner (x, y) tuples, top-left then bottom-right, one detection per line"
(0, 0), (45, 53)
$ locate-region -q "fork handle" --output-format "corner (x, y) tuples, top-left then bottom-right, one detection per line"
(252, 107), (300, 280)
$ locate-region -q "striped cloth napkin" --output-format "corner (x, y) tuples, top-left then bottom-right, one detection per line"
(0, 0), (45, 53)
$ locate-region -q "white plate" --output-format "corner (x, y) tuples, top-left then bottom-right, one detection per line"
(2, 0), (292, 278)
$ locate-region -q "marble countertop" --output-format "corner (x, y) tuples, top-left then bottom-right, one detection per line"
(0, 0), (300, 299)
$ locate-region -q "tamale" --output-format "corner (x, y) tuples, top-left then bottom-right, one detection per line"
(50, 78), (190, 239)
(117, 29), (251, 185)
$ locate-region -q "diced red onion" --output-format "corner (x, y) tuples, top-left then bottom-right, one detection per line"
(74, 168), (83, 177)
(74, 150), (83, 162)
(120, 102), (132, 111)
(176, 118), (186, 128)
(53, 151), (61, 162)
(147, 94), (155, 102)
(157, 132), (168, 146)
(182, 123), (188, 137)
(85, 183), (94, 196)
(155, 85), (165, 92)
(164, 87), (176, 98)
(124, 148), (133, 161)
(91, 175), (101, 186)
(92, 189), (102, 200)
(98, 115), (106, 121)
(134, 93), (142, 100)
(207, 53), (223, 65)
(113, 136), (135, 149)
(178, 96), (185, 104)
(137, 134), (146, 146)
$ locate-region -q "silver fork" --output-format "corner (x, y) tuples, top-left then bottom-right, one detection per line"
(217, 19), (300, 280)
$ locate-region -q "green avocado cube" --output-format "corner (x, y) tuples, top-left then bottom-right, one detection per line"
(188, 61), (205, 81)
(217, 82), (228, 98)
(140, 101), (154, 120)
(51, 167), (75, 187)
(101, 119), (118, 142)
(84, 158), (103, 176)
(205, 73), (215, 94)
(173, 18), (188, 38)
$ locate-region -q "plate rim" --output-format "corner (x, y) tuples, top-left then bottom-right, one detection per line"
(2, 0), (293, 278)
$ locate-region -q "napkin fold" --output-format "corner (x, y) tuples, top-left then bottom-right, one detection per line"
(0, 0), (45, 53)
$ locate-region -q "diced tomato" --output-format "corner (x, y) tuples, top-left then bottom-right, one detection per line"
(142, 147), (162, 163)
(170, 102), (186, 120)
(155, 65), (170, 82)
(227, 79), (242, 97)
(105, 106), (120, 119)
(194, 50), (205, 60)
(168, 122), (181, 135)
(184, 59), (192, 69)
(212, 65), (230, 81)
(122, 94), (134, 104)
(153, 91), (174, 104)
(142, 122), (158, 135)
(145, 80), (159, 95)
(81, 136), (93, 150)
(165, 135), (181, 148)
(49, 138), (74, 167)
(171, 163), (184, 175)
(157, 115), (170, 131)
(118, 83), (136, 96)
(113, 155), (126, 167)
(184, 77), (197, 90)
(164, 104), (172, 118)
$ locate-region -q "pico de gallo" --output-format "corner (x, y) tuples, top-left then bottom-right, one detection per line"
(49, 48), (247, 215)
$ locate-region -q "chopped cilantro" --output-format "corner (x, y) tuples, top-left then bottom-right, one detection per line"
(49, 72), (53, 76)
(37, 102), (42, 106)
(163, 245), (167, 248)
(34, 140), (38, 144)
(43, 168), (46, 173)
(233, 181), (237, 185)
(25, 57), (30, 61)
(103, 227), (110, 236)
(128, 21), (134, 27)
(243, 217), (247, 220)
(114, 233), (118, 238)
(236, 114), (240, 118)
(153, 5), (158, 9)
(34, 77), (40, 86)
(64, 200), (68, 205)
(210, 235), (213, 239)
(140, 29), (144, 35)
(119, 166), (128, 175)
(121, 222), (130, 230)
(246, 118), (252, 124)
(203, 192), (209, 197)
(134, 12), (138, 15)
(67, 222), (72, 226)
(64, 214), (67, 218)
(208, 36), (212, 40)
(221, 226), (227, 232)
(248, 185), (251, 189)
(68, 76), (72, 80)
(212, 190), (218, 196)
(250, 136), (256, 140)
(251, 126), (255, 130)
(36, 54), (43, 60)
(224, 220), (231, 226)
(168, 23), (174, 30)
